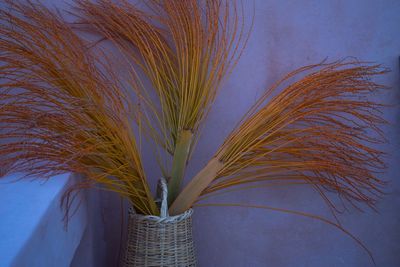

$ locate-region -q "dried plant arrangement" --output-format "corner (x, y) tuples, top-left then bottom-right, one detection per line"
(0, 0), (389, 265)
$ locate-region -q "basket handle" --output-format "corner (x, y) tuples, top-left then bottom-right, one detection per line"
(159, 178), (169, 218)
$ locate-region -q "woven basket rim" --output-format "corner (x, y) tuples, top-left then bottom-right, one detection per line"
(129, 208), (193, 223)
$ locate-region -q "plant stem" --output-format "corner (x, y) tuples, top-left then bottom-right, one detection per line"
(169, 157), (223, 215)
(167, 129), (193, 206)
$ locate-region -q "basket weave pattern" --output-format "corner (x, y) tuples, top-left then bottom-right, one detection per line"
(122, 179), (197, 266)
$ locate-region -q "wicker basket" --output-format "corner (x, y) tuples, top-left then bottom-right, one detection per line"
(122, 179), (197, 267)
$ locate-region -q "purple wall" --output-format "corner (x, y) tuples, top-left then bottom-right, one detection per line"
(184, 1), (400, 266)
(20, 0), (400, 266)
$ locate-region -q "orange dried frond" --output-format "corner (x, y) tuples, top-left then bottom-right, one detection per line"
(74, 0), (248, 154)
(0, 0), (158, 215)
(170, 61), (388, 215)
(214, 61), (388, 208)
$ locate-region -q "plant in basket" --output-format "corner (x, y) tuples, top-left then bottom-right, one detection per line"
(0, 0), (389, 266)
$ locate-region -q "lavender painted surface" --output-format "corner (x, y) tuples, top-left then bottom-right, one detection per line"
(0, 174), (87, 267)
(184, 1), (400, 266)
(2, 0), (399, 266)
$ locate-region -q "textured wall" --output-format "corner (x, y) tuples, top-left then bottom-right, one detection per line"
(0, 174), (86, 267)
(183, 1), (400, 266)
(19, 0), (400, 266)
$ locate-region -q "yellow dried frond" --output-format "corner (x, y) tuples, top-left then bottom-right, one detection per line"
(74, 0), (248, 154)
(0, 0), (158, 215)
(170, 61), (388, 215)
(74, 0), (249, 203)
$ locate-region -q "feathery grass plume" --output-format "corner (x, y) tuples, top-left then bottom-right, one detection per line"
(170, 61), (388, 216)
(0, 0), (158, 215)
(73, 0), (249, 204)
